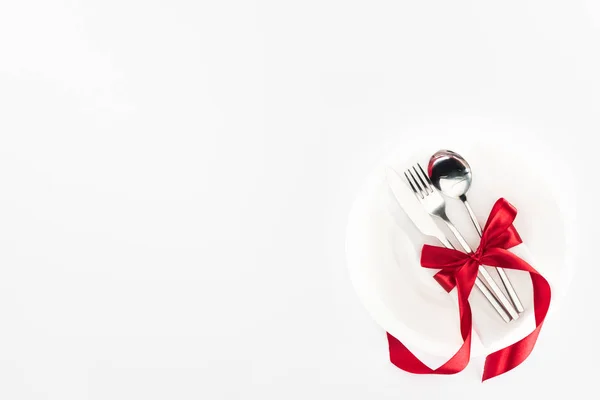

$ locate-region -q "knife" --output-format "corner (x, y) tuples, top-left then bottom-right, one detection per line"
(384, 166), (512, 322)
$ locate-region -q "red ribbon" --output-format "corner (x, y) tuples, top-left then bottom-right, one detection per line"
(387, 198), (551, 381)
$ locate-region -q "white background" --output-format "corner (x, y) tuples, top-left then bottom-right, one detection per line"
(0, 1), (598, 399)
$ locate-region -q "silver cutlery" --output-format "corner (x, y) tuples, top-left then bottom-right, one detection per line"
(428, 150), (524, 313)
(385, 167), (512, 323)
(404, 163), (519, 321)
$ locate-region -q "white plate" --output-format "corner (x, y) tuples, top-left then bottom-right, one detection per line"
(346, 133), (575, 367)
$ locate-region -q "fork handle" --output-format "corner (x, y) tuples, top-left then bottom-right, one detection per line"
(441, 218), (520, 321)
(474, 277), (512, 323)
(442, 219), (474, 253)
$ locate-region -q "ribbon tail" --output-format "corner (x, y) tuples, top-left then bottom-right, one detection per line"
(480, 249), (552, 381)
(388, 262), (478, 376)
(482, 322), (543, 381)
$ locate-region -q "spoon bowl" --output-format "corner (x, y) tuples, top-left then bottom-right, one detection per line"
(428, 150), (472, 201)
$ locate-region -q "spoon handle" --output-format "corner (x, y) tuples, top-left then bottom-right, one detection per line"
(463, 199), (482, 236)
(462, 199), (525, 314)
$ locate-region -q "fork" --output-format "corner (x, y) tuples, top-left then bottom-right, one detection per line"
(405, 163), (520, 321)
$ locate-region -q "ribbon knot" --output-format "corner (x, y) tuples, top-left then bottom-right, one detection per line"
(469, 249), (483, 265)
(386, 198), (552, 381)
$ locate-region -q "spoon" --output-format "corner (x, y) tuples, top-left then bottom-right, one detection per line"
(428, 150), (525, 313)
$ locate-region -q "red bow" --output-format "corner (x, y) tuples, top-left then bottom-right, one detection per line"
(387, 198), (551, 381)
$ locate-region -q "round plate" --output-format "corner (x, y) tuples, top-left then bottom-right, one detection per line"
(346, 133), (575, 366)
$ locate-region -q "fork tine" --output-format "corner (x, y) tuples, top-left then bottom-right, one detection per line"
(412, 165), (431, 193)
(417, 163), (433, 187)
(404, 169), (427, 199)
(404, 170), (423, 198)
